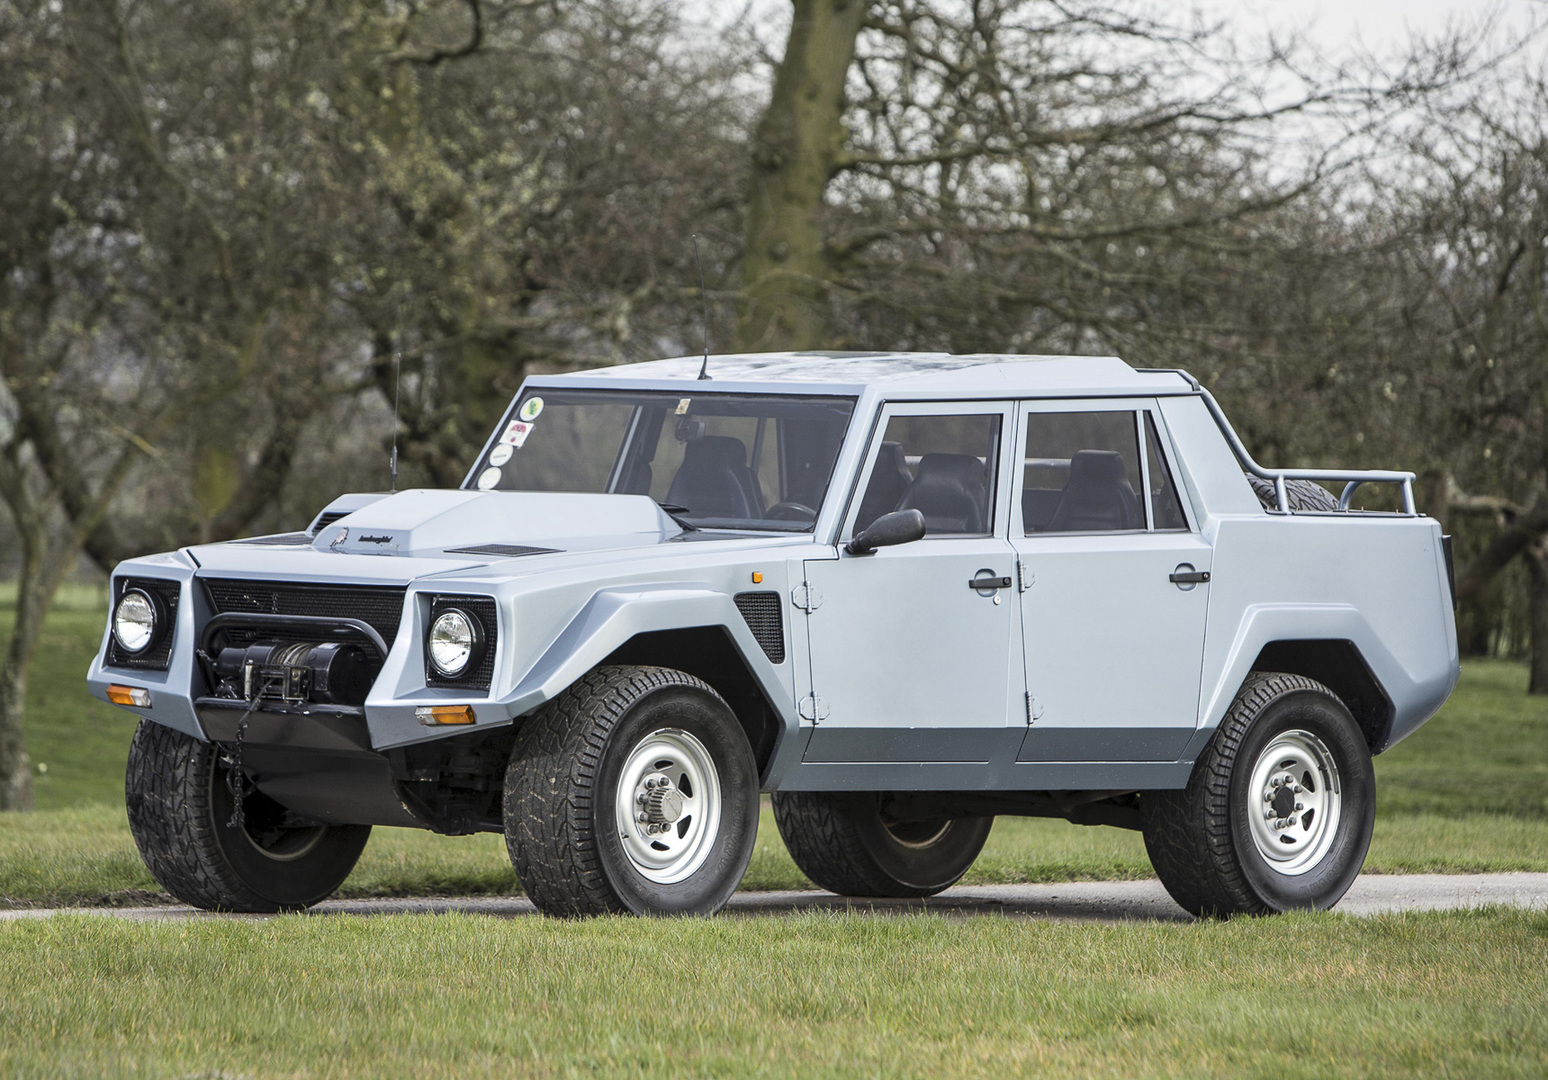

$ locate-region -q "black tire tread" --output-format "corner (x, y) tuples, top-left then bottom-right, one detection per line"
(124, 720), (275, 913)
(1246, 474), (1340, 512)
(771, 792), (987, 899)
(503, 665), (727, 917)
(1141, 672), (1333, 918)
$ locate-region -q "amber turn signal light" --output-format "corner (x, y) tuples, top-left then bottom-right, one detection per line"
(415, 704), (476, 726)
(106, 684), (152, 708)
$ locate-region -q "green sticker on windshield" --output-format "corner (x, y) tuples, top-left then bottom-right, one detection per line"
(519, 397), (544, 422)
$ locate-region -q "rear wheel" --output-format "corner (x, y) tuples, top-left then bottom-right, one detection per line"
(503, 666), (759, 916)
(124, 720), (370, 912)
(772, 791), (991, 898)
(1140, 672), (1374, 917)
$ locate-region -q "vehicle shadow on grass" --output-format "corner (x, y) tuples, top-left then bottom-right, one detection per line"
(1, 881), (1197, 923)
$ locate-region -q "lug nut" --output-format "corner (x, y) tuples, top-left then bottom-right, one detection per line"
(1295, 802), (1305, 812)
(637, 811), (649, 824)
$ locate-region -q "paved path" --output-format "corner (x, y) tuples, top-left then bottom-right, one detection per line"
(3, 873), (1546, 923)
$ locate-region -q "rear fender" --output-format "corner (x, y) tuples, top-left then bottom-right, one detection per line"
(1198, 603), (1457, 756)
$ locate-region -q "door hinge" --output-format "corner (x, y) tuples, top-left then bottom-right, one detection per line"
(1017, 560), (1033, 592)
(1024, 692), (1044, 723)
(798, 694), (829, 723)
(791, 582), (823, 612)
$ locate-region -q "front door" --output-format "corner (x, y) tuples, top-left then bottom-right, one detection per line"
(802, 402), (1020, 763)
(1012, 402), (1211, 762)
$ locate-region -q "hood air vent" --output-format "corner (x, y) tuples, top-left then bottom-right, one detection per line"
(444, 544), (559, 558)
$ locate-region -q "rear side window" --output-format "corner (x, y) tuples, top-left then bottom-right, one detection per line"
(854, 413), (1001, 537)
(1145, 413), (1188, 531)
(1022, 411), (1144, 533)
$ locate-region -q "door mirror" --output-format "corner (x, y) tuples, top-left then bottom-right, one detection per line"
(845, 509), (926, 555)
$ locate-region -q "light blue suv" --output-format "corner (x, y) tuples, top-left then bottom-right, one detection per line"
(90, 353), (1459, 917)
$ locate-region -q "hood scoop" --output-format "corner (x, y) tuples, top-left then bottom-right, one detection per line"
(309, 489), (680, 557)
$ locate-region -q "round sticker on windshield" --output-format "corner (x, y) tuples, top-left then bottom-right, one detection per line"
(476, 467), (503, 490)
(488, 444), (513, 466)
(519, 397), (544, 422)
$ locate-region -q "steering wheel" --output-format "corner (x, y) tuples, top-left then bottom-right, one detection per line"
(765, 501), (817, 522)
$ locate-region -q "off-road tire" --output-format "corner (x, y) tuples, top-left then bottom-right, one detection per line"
(771, 791), (992, 898)
(124, 719), (371, 912)
(503, 666), (759, 917)
(1140, 672), (1375, 917)
(1247, 474), (1340, 512)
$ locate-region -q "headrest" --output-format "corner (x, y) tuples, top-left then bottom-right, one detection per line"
(1068, 449), (1127, 484)
(683, 435), (747, 468)
(913, 453), (986, 488)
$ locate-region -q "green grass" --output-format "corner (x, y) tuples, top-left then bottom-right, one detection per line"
(4, 606), (1548, 906)
(2, 908), (1545, 1078)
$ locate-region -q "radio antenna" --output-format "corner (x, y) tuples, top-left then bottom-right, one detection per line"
(692, 234), (712, 380)
(390, 308), (402, 492)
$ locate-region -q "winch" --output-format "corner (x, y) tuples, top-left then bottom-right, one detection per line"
(213, 640), (375, 707)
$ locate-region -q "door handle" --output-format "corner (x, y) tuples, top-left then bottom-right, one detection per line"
(1169, 569), (1211, 584)
(969, 575), (1013, 590)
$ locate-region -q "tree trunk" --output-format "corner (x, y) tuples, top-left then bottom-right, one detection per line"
(736, 0), (867, 352)
(0, 528), (64, 811)
(1527, 541), (1548, 695)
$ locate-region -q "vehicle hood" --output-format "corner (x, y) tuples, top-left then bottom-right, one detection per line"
(186, 490), (691, 584)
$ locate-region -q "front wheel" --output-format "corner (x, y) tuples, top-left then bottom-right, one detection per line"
(772, 791), (992, 898)
(503, 666), (759, 916)
(124, 720), (370, 912)
(1141, 672), (1375, 917)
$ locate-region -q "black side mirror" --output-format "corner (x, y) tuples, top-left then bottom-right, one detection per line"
(845, 509), (926, 555)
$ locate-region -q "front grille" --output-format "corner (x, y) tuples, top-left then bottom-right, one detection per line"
(444, 544), (558, 558)
(426, 595), (498, 691)
(202, 579), (407, 650)
(734, 591), (785, 664)
(107, 577), (181, 670)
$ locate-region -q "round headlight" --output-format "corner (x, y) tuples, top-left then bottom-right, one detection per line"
(113, 589), (158, 654)
(428, 609), (482, 677)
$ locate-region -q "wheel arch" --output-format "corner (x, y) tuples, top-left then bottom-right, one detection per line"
(491, 585), (797, 775)
(602, 627), (783, 779)
(1248, 639), (1394, 752)
(1200, 604), (1423, 757)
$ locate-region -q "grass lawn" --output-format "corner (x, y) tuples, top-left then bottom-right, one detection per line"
(3, 605), (1547, 906)
(2, 908), (1545, 1078)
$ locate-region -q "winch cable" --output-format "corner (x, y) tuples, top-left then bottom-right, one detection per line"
(224, 670), (282, 832)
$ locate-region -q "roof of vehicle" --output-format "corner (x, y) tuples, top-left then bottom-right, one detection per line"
(531, 352), (1197, 399)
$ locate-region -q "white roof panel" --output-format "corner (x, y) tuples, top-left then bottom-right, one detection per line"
(544, 351), (1193, 398)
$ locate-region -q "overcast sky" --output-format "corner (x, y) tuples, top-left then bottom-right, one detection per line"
(1191, 0), (1541, 58)
(689, 1), (1543, 64)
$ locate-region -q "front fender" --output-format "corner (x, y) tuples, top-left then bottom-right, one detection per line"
(367, 584), (798, 751)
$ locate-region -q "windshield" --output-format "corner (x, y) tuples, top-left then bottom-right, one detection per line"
(466, 389), (857, 531)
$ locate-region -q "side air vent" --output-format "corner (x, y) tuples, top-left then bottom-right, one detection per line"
(733, 591), (785, 664)
(232, 533), (313, 546)
(444, 544), (559, 558)
(310, 511), (348, 536)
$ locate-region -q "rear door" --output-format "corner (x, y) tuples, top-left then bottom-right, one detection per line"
(1012, 401), (1211, 762)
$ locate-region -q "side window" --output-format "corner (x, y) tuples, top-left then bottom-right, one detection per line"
(853, 413), (1001, 537)
(1022, 411), (1144, 533)
(1145, 413), (1188, 531)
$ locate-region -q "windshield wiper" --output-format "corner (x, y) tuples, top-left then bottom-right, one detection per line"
(654, 500), (699, 532)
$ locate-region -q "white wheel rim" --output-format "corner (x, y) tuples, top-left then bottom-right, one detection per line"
(1245, 729), (1342, 876)
(614, 728), (721, 885)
